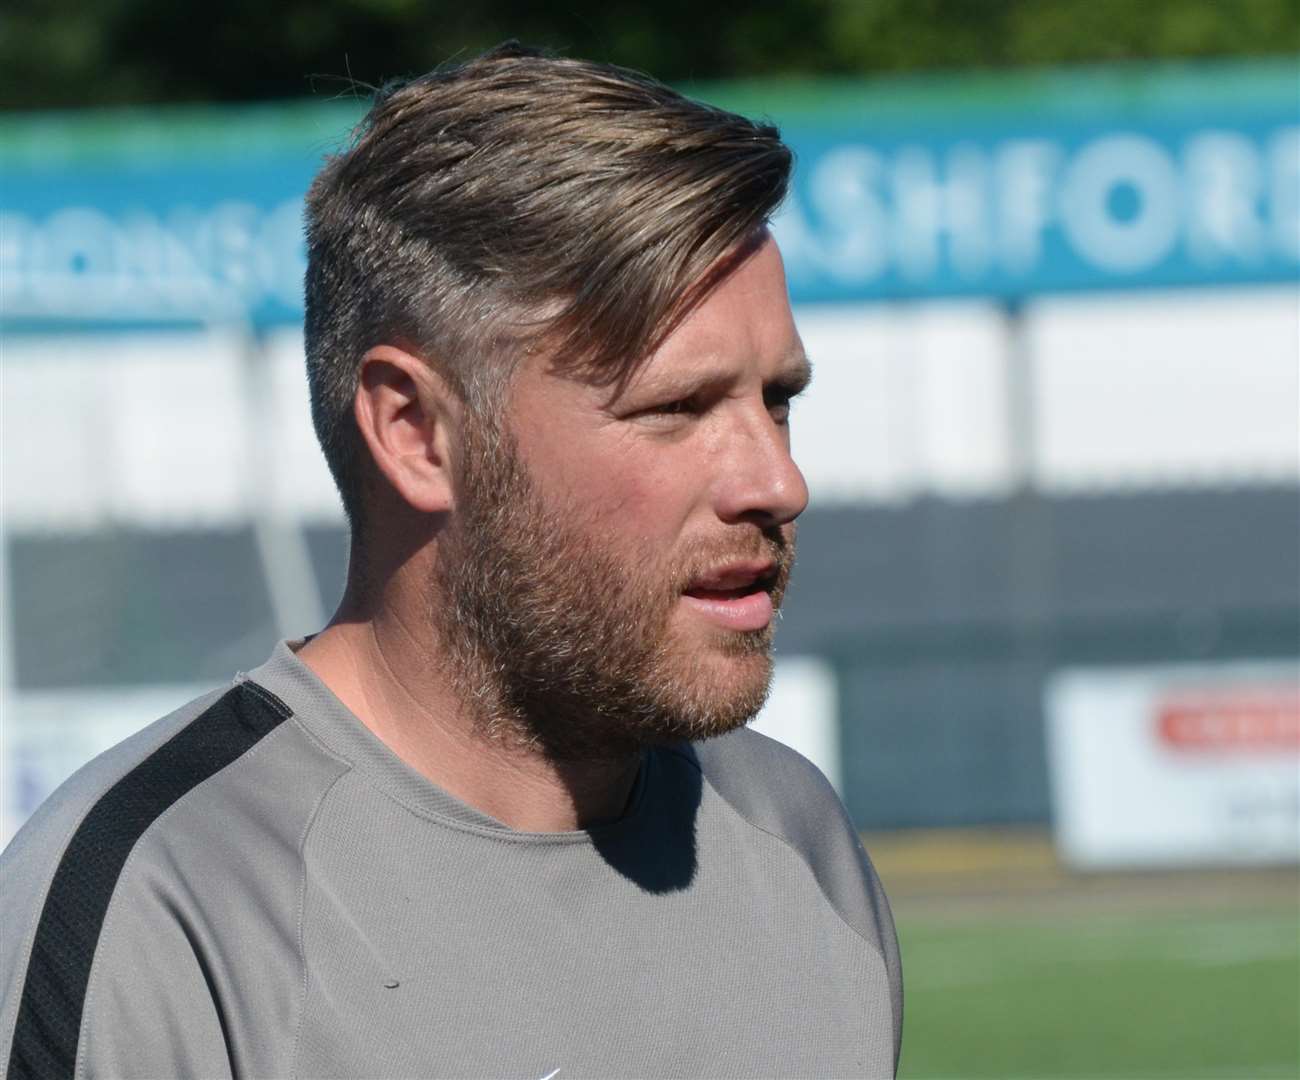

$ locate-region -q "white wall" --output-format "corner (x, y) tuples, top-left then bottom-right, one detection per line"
(1027, 287), (1300, 490)
(3, 285), (1297, 528)
(792, 300), (1012, 502)
(2, 328), (341, 528)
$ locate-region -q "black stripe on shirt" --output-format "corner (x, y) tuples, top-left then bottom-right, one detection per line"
(7, 680), (292, 1080)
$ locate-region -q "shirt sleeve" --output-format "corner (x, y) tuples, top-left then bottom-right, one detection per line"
(2, 819), (235, 1080)
(3, 683), (317, 1079)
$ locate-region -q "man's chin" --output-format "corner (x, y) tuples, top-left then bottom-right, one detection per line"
(650, 638), (775, 743)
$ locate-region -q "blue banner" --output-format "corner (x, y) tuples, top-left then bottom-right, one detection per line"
(775, 114), (1299, 302)
(1, 62), (1296, 330)
(1, 151), (318, 331)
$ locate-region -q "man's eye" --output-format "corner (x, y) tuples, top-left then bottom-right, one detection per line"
(765, 391), (795, 425)
(647, 398), (696, 418)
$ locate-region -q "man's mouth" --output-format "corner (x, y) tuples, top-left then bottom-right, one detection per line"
(684, 584), (765, 601)
(683, 560), (775, 596)
(680, 561), (778, 631)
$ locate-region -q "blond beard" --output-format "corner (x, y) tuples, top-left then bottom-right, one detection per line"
(428, 417), (794, 761)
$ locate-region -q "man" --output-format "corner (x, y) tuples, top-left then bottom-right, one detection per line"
(1, 43), (901, 1079)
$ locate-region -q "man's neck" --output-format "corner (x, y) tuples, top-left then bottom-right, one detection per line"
(295, 616), (642, 832)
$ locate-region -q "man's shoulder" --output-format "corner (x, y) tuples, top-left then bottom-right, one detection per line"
(2, 684), (233, 872)
(691, 723), (832, 781)
(0, 677), (347, 1077)
(0, 676), (343, 947)
(679, 724), (844, 834)
(671, 725), (901, 975)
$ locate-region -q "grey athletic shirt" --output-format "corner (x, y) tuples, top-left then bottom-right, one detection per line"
(1, 641), (902, 1079)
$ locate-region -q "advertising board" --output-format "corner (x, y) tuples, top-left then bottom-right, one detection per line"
(1046, 660), (1300, 869)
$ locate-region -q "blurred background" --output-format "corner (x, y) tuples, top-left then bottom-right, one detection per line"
(2, 1), (1298, 1076)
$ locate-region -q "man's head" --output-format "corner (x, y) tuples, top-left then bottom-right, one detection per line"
(304, 42), (793, 525)
(303, 43), (808, 758)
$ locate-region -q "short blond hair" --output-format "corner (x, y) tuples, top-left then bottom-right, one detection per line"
(304, 41), (792, 528)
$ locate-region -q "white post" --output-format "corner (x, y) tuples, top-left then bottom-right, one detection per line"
(236, 321), (326, 640)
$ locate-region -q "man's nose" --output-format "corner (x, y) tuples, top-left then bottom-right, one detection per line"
(712, 409), (809, 527)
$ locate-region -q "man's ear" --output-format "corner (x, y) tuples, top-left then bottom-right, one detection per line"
(353, 345), (460, 515)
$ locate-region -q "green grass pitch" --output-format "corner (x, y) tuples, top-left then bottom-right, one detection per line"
(895, 905), (1300, 1079)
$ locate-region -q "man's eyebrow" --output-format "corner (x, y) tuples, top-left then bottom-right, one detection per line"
(612, 350), (814, 407)
(771, 352), (813, 393)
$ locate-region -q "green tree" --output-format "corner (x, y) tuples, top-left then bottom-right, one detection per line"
(2, 0), (1297, 109)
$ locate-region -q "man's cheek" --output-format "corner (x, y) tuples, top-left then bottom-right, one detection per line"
(583, 465), (671, 526)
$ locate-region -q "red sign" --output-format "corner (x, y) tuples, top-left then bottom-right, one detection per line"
(1157, 687), (1300, 752)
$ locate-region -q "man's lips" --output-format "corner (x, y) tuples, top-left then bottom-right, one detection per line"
(681, 561), (778, 631)
(683, 560), (777, 597)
